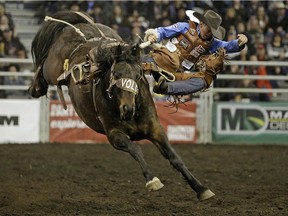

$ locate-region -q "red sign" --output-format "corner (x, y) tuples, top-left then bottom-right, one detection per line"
(49, 101), (197, 144)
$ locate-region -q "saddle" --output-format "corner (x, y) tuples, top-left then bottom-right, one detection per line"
(57, 49), (100, 86)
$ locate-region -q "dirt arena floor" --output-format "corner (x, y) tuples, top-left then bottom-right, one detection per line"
(0, 143), (287, 216)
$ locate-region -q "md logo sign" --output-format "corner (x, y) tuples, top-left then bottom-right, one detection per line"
(217, 104), (288, 135)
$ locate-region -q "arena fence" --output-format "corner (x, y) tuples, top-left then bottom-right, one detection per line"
(0, 58), (287, 144)
(198, 60), (288, 145)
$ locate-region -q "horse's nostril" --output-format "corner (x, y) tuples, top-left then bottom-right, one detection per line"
(121, 105), (135, 120)
(123, 105), (134, 115)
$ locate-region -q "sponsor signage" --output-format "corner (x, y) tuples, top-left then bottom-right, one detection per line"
(49, 102), (108, 143)
(0, 99), (40, 143)
(49, 101), (197, 144)
(213, 102), (288, 144)
(157, 101), (197, 143)
(167, 125), (195, 141)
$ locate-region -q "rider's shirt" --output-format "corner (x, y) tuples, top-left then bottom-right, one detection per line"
(155, 22), (242, 70)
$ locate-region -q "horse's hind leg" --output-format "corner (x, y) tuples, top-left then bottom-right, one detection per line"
(150, 126), (215, 201)
(107, 129), (164, 191)
(28, 65), (48, 98)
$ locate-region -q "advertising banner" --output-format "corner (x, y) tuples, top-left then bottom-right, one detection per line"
(49, 101), (197, 144)
(0, 99), (40, 143)
(49, 102), (108, 143)
(213, 102), (288, 144)
(156, 102), (197, 143)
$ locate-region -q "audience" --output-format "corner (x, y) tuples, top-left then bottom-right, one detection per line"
(0, 27), (25, 58)
(2, 63), (30, 99)
(245, 54), (272, 101)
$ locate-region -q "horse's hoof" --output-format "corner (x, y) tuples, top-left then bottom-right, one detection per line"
(197, 189), (215, 201)
(146, 177), (164, 191)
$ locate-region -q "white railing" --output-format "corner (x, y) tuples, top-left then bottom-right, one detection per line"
(0, 58), (33, 64)
(0, 58), (34, 91)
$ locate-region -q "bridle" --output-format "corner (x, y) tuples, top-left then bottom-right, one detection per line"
(106, 60), (139, 98)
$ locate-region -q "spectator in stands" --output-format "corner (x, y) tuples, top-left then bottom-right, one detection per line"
(255, 43), (278, 89)
(222, 7), (239, 31)
(279, 51), (288, 76)
(0, 27), (26, 58)
(107, 5), (131, 40)
(69, 2), (81, 12)
(255, 5), (269, 33)
(150, 1), (171, 27)
(215, 64), (251, 101)
(243, 0), (261, 19)
(256, 43), (270, 61)
(128, 9), (149, 30)
(89, 3), (106, 24)
(16, 46), (28, 59)
(246, 15), (266, 55)
(266, 33), (287, 59)
(0, 3), (14, 30)
(268, 1), (288, 34)
(0, 14), (11, 34)
(169, 1), (188, 24)
(101, 1), (126, 26)
(161, 18), (172, 27)
(15, 43), (32, 75)
(245, 54), (272, 101)
(230, 0), (246, 22)
(173, 7), (188, 23)
(227, 28), (237, 41)
(125, 0), (150, 19)
(236, 21), (246, 35)
(233, 75), (259, 102)
(3, 63), (29, 99)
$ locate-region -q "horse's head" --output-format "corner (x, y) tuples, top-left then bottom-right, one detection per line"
(94, 42), (142, 121)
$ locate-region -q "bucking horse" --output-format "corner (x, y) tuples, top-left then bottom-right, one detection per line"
(28, 11), (215, 201)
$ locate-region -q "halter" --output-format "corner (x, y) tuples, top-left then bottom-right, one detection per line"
(106, 61), (139, 98)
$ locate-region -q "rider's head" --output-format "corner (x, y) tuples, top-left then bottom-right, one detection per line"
(192, 10), (226, 40)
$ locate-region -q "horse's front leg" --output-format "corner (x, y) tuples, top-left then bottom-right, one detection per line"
(150, 125), (215, 201)
(107, 129), (164, 191)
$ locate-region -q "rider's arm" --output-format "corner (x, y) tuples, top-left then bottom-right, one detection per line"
(155, 22), (190, 42)
(209, 38), (246, 54)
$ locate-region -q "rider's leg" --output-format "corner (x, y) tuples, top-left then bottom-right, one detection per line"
(153, 77), (205, 95)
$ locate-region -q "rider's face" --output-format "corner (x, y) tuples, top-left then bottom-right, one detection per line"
(199, 22), (212, 40)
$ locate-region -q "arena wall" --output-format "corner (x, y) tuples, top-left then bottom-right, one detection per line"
(0, 58), (288, 145)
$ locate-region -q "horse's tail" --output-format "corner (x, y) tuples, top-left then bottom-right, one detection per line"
(31, 11), (91, 69)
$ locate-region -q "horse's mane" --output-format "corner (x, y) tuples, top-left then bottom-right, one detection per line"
(92, 41), (142, 79)
(94, 41), (141, 65)
(31, 11), (92, 67)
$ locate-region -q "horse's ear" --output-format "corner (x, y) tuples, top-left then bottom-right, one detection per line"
(115, 44), (122, 56)
(131, 43), (140, 56)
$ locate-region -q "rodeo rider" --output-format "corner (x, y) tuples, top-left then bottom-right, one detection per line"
(141, 9), (248, 96)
